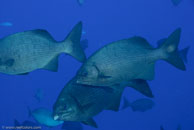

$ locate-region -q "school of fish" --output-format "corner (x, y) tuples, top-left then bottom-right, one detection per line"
(0, 21), (189, 128)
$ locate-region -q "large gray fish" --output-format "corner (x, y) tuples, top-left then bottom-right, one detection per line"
(76, 28), (186, 87)
(53, 77), (124, 128)
(0, 21), (86, 75)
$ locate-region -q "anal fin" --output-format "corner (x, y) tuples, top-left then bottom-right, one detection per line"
(127, 79), (154, 98)
(43, 56), (59, 72)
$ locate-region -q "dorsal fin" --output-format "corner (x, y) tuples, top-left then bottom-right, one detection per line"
(30, 29), (55, 41)
(128, 36), (153, 49)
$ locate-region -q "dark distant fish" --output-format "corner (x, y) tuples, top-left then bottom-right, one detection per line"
(14, 119), (40, 130)
(34, 88), (44, 102)
(76, 28), (187, 89)
(177, 124), (182, 130)
(0, 22), (13, 27)
(160, 124), (182, 130)
(160, 125), (164, 130)
(0, 21), (86, 75)
(77, 0), (84, 6)
(61, 121), (83, 130)
(53, 77), (124, 128)
(171, 0), (182, 6)
(28, 107), (64, 127)
(121, 97), (155, 112)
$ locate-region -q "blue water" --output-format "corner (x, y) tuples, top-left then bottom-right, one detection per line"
(0, 0), (194, 130)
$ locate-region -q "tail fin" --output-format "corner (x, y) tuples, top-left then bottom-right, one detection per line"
(179, 46), (190, 63)
(63, 21), (86, 62)
(159, 28), (186, 71)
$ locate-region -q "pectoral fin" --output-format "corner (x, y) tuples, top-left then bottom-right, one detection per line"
(43, 56), (59, 72)
(93, 63), (112, 79)
(127, 79), (154, 98)
(79, 84), (114, 93)
(82, 118), (98, 128)
(98, 74), (112, 79)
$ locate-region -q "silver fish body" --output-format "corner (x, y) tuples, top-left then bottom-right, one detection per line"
(76, 28), (185, 87)
(0, 21), (85, 75)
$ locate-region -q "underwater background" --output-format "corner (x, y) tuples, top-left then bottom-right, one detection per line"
(0, 0), (194, 129)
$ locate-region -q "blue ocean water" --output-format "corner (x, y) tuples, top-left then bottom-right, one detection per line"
(0, 0), (194, 130)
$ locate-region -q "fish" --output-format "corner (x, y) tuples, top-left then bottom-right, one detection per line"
(34, 88), (44, 102)
(0, 22), (13, 27)
(77, 0), (84, 6)
(160, 124), (182, 130)
(0, 21), (86, 75)
(160, 125), (164, 130)
(177, 124), (182, 130)
(61, 121), (83, 130)
(28, 107), (64, 127)
(171, 0), (182, 6)
(14, 119), (40, 130)
(76, 28), (187, 88)
(121, 97), (155, 112)
(53, 77), (124, 128)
